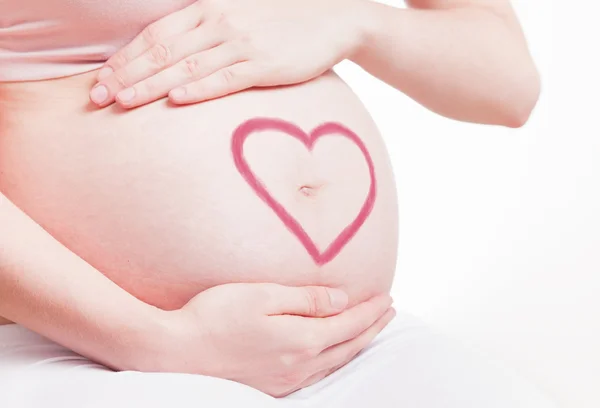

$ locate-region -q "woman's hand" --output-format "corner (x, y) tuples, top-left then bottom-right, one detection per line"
(148, 282), (394, 398)
(89, 0), (366, 108)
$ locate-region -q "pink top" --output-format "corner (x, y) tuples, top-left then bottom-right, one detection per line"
(0, 0), (195, 82)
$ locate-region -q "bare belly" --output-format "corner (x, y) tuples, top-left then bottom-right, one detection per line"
(0, 69), (399, 319)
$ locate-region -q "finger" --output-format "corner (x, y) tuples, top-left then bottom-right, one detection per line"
(97, 1), (204, 80)
(311, 307), (396, 373)
(292, 360), (344, 394)
(168, 62), (258, 104)
(311, 293), (393, 350)
(91, 25), (221, 108)
(287, 308), (396, 394)
(261, 284), (349, 318)
(292, 356), (349, 394)
(95, 25), (223, 107)
(116, 42), (241, 108)
(289, 316), (378, 396)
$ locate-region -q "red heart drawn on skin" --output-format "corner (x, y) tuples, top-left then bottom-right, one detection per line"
(231, 117), (376, 266)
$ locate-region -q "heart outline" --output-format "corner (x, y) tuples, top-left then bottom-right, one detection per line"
(231, 117), (376, 266)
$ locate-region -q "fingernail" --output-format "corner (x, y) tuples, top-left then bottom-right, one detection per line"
(97, 66), (113, 81)
(117, 87), (136, 103)
(90, 85), (108, 104)
(169, 87), (187, 100)
(327, 289), (348, 309)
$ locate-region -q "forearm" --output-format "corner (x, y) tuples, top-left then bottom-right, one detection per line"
(350, 1), (541, 127)
(0, 191), (168, 370)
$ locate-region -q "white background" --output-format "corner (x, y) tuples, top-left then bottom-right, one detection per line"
(336, 1), (598, 407)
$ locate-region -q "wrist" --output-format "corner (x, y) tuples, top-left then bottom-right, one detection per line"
(122, 305), (208, 374)
(347, 0), (382, 63)
(110, 304), (176, 372)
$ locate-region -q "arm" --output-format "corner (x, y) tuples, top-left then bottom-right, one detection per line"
(0, 193), (395, 397)
(0, 191), (167, 370)
(351, 0), (541, 127)
(85, 0), (539, 127)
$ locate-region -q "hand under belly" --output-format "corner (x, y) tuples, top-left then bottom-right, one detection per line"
(0, 70), (399, 310)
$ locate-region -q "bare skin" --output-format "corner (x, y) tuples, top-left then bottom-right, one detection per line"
(0, 0), (539, 397)
(0, 64), (399, 398)
(92, 0), (540, 125)
(0, 68), (399, 311)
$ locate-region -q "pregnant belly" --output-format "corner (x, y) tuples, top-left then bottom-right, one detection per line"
(0, 69), (399, 311)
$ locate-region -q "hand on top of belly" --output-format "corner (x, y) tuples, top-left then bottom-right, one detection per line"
(89, 0), (364, 108)
(144, 282), (394, 398)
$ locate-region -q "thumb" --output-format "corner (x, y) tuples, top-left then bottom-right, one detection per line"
(263, 285), (349, 317)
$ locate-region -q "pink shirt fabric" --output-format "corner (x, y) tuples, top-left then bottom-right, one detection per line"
(0, 0), (195, 82)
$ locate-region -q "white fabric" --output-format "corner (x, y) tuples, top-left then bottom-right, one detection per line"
(0, 312), (557, 408)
